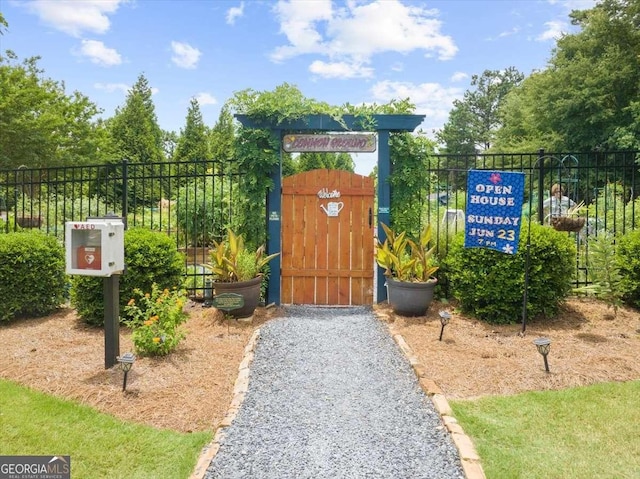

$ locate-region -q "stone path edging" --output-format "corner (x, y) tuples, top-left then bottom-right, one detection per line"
(189, 328), (261, 479)
(374, 308), (487, 479)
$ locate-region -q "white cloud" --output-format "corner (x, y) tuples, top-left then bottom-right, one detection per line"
(271, 0), (457, 76)
(369, 80), (463, 136)
(94, 82), (129, 94)
(76, 39), (122, 66)
(24, 0), (124, 37)
(549, 0), (598, 10)
(309, 60), (373, 79)
(95, 82), (159, 96)
(498, 27), (520, 38)
(226, 2), (244, 25)
(171, 41), (202, 69)
(194, 92), (217, 105)
(271, 0), (333, 62)
(450, 72), (468, 83)
(536, 20), (567, 41)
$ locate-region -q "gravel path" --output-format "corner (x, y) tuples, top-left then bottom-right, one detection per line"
(205, 306), (465, 479)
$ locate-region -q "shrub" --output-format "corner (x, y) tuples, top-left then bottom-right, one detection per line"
(175, 178), (231, 246)
(124, 284), (188, 356)
(574, 232), (624, 315)
(0, 231), (67, 321)
(443, 222), (575, 324)
(71, 228), (185, 326)
(617, 229), (640, 309)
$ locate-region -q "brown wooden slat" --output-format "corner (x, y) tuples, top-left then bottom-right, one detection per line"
(281, 169), (374, 305)
(282, 269), (374, 278)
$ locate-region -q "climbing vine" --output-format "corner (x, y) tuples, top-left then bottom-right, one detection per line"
(227, 83), (422, 244)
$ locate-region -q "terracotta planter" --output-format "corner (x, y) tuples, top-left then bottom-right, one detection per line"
(213, 276), (262, 318)
(386, 277), (437, 317)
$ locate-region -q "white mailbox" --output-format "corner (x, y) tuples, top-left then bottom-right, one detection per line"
(65, 218), (125, 276)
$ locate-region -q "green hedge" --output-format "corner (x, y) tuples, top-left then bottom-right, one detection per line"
(70, 228), (185, 326)
(443, 222), (576, 324)
(617, 229), (640, 309)
(0, 231), (67, 321)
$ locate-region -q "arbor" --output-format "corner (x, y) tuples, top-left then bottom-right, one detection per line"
(437, 67), (524, 153)
(0, 51), (106, 169)
(495, 0), (640, 151)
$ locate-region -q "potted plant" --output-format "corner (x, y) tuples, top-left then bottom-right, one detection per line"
(205, 229), (279, 318)
(375, 222), (439, 316)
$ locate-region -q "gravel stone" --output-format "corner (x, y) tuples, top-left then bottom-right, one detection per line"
(205, 306), (465, 479)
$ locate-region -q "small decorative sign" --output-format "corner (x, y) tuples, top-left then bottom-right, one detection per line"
(320, 201), (344, 217)
(283, 134), (377, 152)
(464, 170), (525, 254)
(211, 293), (245, 312)
(269, 211), (280, 221)
(378, 207), (389, 214)
(317, 188), (341, 199)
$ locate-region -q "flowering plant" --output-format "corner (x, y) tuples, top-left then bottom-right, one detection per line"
(123, 283), (189, 356)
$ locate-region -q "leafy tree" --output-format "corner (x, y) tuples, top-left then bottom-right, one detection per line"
(174, 98), (209, 162)
(0, 13), (7, 34)
(103, 74), (165, 204)
(173, 98), (209, 180)
(108, 74), (164, 164)
(296, 152), (355, 173)
(435, 104), (477, 155)
(209, 104), (235, 161)
(0, 51), (107, 168)
(208, 103), (237, 175)
(495, 0), (640, 151)
(437, 67), (524, 153)
(162, 130), (178, 161)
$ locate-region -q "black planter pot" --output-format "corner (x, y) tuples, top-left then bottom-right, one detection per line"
(213, 276), (262, 318)
(386, 277), (437, 317)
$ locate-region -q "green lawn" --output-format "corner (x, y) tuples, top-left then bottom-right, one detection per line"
(0, 379), (212, 479)
(451, 380), (640, 479)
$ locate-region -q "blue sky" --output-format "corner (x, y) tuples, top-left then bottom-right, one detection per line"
(2, 0), (596, 174)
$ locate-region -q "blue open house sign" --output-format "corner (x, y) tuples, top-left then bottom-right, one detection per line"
(464, 170), (525, 254)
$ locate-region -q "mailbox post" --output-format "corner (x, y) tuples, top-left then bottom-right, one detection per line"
(65, 214), (125, 369)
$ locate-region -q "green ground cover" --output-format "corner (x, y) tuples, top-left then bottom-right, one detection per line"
(0, 379), (211, 479)
(451, 380), (640, 479)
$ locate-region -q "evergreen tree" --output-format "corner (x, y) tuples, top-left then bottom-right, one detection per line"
(108, 74), (164, 164)
(104, 74), (164, 204)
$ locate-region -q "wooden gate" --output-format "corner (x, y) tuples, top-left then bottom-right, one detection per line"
(281, 169), (374, 305)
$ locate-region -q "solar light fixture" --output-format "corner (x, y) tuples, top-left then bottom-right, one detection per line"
(116, 352), (135, 391)
(438, 310), (451, 341)
(533, 337), (551, 373)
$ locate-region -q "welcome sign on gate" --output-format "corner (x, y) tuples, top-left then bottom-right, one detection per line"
(464, 170), (525, 254)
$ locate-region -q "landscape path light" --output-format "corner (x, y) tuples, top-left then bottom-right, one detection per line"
(533, 337), (551, 373)
(117, 352), (135, 391)
(438, 310), (451, 341)
(204, 278), (213, 308)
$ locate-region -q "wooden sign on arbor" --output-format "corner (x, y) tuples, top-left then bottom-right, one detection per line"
(281, 169), (374, 305)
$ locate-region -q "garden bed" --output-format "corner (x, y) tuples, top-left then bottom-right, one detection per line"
(0, 298), (638, 434)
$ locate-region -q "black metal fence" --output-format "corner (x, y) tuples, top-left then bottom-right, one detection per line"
(1, 150), (639, 291)
(412, 150), (640, 287)
(0, 159), (253, 295)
